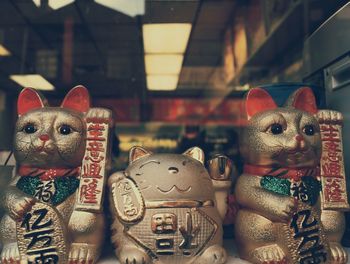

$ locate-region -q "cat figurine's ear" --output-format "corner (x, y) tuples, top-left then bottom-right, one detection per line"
(17, 88), (48, 116)
(183, 147), (205, 164)
(129, 146), (152, 164)
(61, 85), (90, 113)
(245, 88), (277, 120)
(285, 87), (318, 114)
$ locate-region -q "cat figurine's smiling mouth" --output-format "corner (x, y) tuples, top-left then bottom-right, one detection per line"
(283, 150), (313, 165)
(36, 144), (55, 154)
(156, 185), (192, 194)
(286, 149), (309, 155)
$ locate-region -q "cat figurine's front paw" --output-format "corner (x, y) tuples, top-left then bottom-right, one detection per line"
(197, 245), (227, 264)
(117, 246), (151, 264)
(329, 242), (348, 264)
(68, 243), (99, 264)
(1, 242), (20, 264)
(8, 196), (35, 221)
(275, 197), (297, 222)
(250, 244), (287, 264)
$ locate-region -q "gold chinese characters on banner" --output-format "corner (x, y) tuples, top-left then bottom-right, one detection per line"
(317, 110), (350, 210)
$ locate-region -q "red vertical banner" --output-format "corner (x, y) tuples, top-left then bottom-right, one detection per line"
(63, 17), (73, 84)
(317, 110), (350, 210)
(76, 108), (112, 212)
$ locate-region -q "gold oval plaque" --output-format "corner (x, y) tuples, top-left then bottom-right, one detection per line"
(16, 202), (68, 263)
(111, 177), (145, 224)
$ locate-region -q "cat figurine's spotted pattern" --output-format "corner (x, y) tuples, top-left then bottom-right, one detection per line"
(0, 86), (104, 263)
(234, 87), (347, 263)
(108, 146), (228, 264)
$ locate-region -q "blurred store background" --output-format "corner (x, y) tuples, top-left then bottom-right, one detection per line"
(0, 0), (348, 167)
(1, 0), (350, 246)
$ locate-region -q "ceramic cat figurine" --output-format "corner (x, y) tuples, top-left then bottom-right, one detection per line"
(235, 87), (348, 264)
(0, 86), (106, 263)
(108, 146), (230, 264)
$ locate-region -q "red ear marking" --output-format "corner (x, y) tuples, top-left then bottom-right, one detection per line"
(246, 87), (277, 119)
(17, 88), (45, 116)
(291, 87), (318, 114)
(61, 85), (90, 113)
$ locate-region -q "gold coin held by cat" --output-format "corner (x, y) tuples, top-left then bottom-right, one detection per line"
(111, 177), (145, 223)
(16, 202), (68, 263)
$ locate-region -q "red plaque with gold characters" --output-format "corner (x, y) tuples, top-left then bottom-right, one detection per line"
(75, 108), (112, 212)
(317, 110), (350, 210)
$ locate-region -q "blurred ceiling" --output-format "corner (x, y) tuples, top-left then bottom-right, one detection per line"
(0, 0), (236, 98)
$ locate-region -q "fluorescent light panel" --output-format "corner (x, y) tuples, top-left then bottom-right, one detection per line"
(10, 74), (55, 91)
(48, 0), (75, 10)
(147, 75), (179, 91)
(143, 23), (192, 54)
(145, 54), (183, 75)
(94, 0), (145, 17)
(0, 45), (10, 56)
(32, 0), (40, 7)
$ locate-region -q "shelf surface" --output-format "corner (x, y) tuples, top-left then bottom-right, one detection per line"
(98, 239), (350, 263)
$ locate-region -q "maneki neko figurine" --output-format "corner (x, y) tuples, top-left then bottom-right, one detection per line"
(234, 87), (349, 263)
(108, 146), (231, 264)
(0, 86), (112, 263)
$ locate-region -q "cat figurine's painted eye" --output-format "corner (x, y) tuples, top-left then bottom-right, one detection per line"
(303, 124), (315, 136)
(269, 123), (283, 135)
(59, 124), (72, 135)
(23, 123), (37, 134)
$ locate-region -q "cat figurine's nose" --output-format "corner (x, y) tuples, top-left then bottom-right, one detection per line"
(295, 134), (304, 142)
(295, 134), (306, 150)
(39, 134), (50, 141)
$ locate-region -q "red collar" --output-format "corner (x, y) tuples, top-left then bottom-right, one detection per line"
(19, 166), (80, 181)
(243, 164), (319, 181)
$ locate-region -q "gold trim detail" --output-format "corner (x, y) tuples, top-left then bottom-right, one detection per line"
(145, 200), (214, 209)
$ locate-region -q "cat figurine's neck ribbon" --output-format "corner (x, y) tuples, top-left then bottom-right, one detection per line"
(18, 166), (80, 180)
(243, 164), (319, 181)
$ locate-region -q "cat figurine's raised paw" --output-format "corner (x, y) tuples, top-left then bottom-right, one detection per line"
(109, 146), (229, 264)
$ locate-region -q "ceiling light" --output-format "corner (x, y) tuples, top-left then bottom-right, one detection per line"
(94, 0), (145, 17)
(147, 75), (179, 91)
(0, 45), (10, 56)
(33, 0), (74, 9)
(48, 0), (75, 10)
(145, 54), (183, 75)
(10, 74), (55, 91)
(32, 0), (40, 7)
(143, 23), (192, 54)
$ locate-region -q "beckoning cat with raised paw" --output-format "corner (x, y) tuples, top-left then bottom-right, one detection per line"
(108, 146), (231, 264)
(0, 86), (108, 264)
(235, 87), (348, 264)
